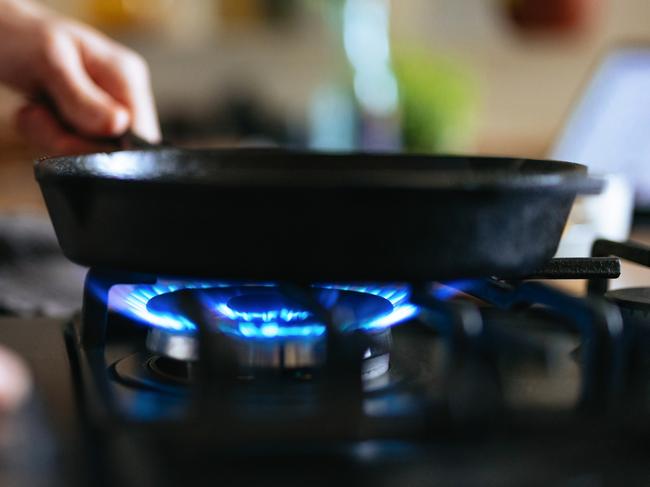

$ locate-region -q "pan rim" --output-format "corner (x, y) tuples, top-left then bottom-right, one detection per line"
(34, 148), (601, 193)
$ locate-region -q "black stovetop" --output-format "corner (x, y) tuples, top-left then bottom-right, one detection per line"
(2, 239), (650, 487)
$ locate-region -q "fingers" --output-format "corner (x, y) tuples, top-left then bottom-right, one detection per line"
(18, 19), (160, 148)
(82, 44), (161, 143)
(0, 345), (31, 415)
(38, 28), (131, 138)
(14, 104), (116, 156)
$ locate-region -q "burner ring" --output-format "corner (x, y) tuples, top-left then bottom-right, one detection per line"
(146, 328), (197, 361)
(144, 326), (393, 379)
(112, 348), (398, 396)
(147, 355), (193, 385)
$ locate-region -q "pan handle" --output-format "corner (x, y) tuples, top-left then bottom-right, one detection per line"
(115, 130), (163, 150)
(30, 93), (164, 151)
(564, 176), (605, 195)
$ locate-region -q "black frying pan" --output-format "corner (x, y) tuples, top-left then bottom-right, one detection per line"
(34, 149), (600, 281)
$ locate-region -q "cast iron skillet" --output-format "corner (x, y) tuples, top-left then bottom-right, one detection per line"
(34, 148), (600, 281)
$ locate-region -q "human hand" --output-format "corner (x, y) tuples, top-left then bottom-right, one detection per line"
(0, 0), (160, 155)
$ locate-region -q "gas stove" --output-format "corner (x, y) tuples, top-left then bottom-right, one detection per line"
(3, 238), (650, 486)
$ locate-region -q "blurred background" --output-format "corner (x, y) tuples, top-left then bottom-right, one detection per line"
(0, 0), (645, 314)
(0, 0), (648, 211)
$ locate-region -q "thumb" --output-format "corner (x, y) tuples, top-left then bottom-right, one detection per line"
(41, 33), (130, 137)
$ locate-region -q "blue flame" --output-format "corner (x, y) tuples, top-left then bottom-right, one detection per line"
(430, 280), (479, 300)
(214, 302), (312, 324)
(109, 281), (418, 339)
(319, 284), (418, 331)
(109, 281), (224, 333)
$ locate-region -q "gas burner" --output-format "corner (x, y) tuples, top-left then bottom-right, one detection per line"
(110, 284), (417, 381)
(142, 286), (399, 379)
